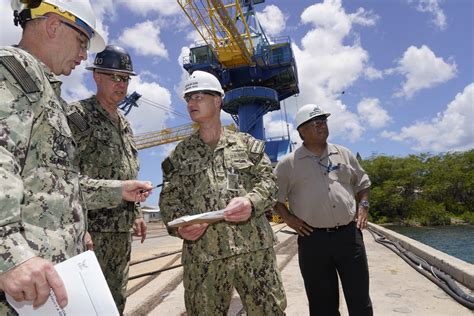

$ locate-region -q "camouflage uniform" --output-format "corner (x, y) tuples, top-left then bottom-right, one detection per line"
(0, 46), (123, 314)
(160, 129), (286, 315)
(68, 95), (141, 313)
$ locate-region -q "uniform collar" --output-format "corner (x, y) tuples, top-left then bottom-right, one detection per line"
(295, 143), (338, 160)
(189, 127), (238, 149)
(90, 95), (126, 127)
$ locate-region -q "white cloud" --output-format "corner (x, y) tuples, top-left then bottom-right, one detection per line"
(118, 21), (168, 58)
(118, 0), (181, 16)
(256, 5), (287, 37)
(127, 76), (172, 134)
(382, 83), (474, 152)
(394, 45), (456, 98)
(349, 7), (379, 26)
(410, 0), (447, 30)
(264, 115), (291, 139)
(0, 0), (22, 46)
(364, 66), (383, 80)
(357, 98), (391, 129)
(290, 0), (376, 142)
(60, 64), (93, 102)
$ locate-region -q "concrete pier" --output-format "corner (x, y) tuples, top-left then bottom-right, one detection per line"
(124, 222), (473, 315)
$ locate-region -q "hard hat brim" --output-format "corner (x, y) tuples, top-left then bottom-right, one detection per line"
(86, 65), (137, 76)
(88, 32), (106, 53)
(297, 113), (331, 129)
(182, 86), (224, 98)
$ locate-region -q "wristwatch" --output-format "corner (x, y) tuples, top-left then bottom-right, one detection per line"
(360, 200), (370, 208)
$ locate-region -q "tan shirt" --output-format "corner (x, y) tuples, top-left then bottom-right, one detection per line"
(274, 143), (371, 228)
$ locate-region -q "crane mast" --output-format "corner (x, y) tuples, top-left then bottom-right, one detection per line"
(178, 0), (299, 161)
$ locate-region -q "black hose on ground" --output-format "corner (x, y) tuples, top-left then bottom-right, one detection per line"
(368, 227), (474, 310)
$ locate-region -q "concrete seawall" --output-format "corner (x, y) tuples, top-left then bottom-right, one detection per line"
(126, 222), (474, 315)
(368, 223), (474, 290)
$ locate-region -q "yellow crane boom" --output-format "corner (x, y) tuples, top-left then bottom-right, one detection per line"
(134, 123), (236, 150)
(177, 0), (254, 67)
(134, 123), (198, 150)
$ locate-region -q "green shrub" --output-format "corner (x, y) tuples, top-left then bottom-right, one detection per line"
(460, 212), (474, 225)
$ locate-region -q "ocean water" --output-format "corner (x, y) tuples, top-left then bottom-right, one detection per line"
(386, 225), (474, 264)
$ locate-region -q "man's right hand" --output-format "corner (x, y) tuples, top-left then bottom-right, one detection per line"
(177, 223), (209, 241)
(0, 257), (67, 308)
(121, 180), (153, 202)
(274, 202), (313, 236)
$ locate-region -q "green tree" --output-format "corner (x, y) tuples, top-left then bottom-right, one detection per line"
(361, 150), (473, 225)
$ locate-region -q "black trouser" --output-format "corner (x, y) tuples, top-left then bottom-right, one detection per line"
(298, 221), (373, 316)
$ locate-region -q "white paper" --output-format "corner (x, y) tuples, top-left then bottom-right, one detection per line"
(167, 209), (227, 227)
(7, 250), (119, 316)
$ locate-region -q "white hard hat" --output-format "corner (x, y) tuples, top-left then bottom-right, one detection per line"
(295, 104), (331, 128)
(183, 71), (225, 98)
(11, 0), (105, 52)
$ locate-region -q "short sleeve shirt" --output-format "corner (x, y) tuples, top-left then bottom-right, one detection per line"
(274, 143), (371, 228)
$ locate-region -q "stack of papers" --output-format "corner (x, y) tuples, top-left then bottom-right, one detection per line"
(7, 251), (118, 316)
(167, 209), (226, 228)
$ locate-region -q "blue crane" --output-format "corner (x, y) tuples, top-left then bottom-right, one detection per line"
(177, 0), (299, 162)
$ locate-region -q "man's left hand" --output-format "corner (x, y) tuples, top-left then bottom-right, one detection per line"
(356, 206), (368, 230)
(133, 218), (147, 243)
(224, 197), (252, 223)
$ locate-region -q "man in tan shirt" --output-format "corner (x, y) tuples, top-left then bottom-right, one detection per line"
(274, 104), (373, 316)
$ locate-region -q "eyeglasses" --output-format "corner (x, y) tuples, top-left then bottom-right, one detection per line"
(61, 20), (90, 53)
(99, 73), (131, 83)
(184, 92), (216, 103)
(307, 117), (328, 127)
(36, 16), (90, 53)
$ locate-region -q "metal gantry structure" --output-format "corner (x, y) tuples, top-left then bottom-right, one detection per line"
(177, 0), (299, 161)
(134, 123), (236, 150)
(122, 1), (299, 161)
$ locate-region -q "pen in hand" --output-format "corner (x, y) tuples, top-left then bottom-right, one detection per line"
(139, 183), (163, 194)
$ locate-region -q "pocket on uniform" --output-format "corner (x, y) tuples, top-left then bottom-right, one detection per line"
(328, 163), (353, 184)
(178, 158), (210, 198)
(92, 129), (119, 149)
(44, 104), (76, 170)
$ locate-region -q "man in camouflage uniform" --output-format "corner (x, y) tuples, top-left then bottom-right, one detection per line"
(68, 45), (146, 313)
(159, 71), (286, 315)
(0, 2), (152, 314)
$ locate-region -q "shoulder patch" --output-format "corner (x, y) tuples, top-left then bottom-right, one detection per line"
(0, 55), (39, 93)
(67, 112), (90, 133)
(249, 139), (265, 155)
(162, 157), (175, 175)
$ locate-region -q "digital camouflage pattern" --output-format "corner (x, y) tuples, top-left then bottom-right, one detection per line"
(160, 128), (277, 264)
(184, 248), (286, 315)
(90, 231), (132, 313)
(0, 46), (123, 313)
(68, 95), (141, 232)
(160, 128), (285, 313)
(68, 96), (141, 312)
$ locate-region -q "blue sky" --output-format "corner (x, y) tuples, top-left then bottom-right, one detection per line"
(1, 0), (473, 205)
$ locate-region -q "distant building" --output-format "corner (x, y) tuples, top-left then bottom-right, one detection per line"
(141, 205), (161, 222)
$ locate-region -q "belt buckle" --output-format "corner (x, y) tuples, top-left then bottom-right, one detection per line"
(325, 226), (338, 232)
